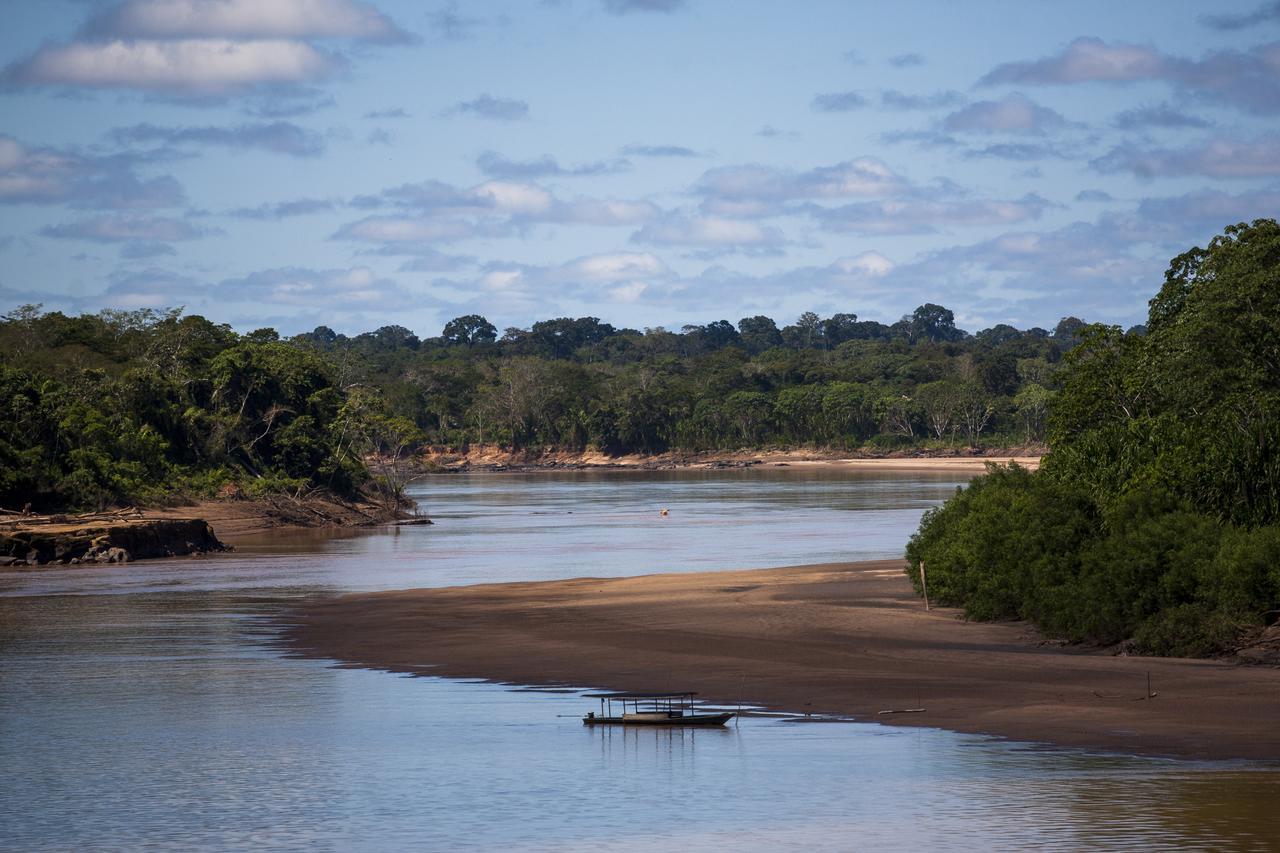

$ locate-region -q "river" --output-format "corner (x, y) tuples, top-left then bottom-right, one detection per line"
(2, 469), (1277, 851)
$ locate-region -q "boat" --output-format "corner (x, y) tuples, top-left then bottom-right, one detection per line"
(582, 692), (734, 726)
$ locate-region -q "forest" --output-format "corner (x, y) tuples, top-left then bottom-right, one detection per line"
(907, 220), (1280, 657)
(0, 296), (1087, 513)
(3, 219), (1276, 657)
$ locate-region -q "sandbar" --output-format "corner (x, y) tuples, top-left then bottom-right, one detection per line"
(281, 560), (1278, 761)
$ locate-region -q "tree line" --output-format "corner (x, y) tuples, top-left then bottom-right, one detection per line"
(0, 299), (1092, 512)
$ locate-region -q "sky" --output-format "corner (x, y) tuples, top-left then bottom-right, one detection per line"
(1, 0), (1278, 337)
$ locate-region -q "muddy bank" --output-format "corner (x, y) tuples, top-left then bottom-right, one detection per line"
(1, 513), (227, 566)
(420, 445), (1043, 473)
(282, 560), (1280, 761)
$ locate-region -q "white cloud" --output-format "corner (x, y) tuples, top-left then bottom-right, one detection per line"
(607, 281), (649, 302)
(103, 267), (204, 308)
(333, 177), (662, 250)
(41, 214), (206, 242)
(815, 195), (1053, 235)
(831, 252), (894, 277)
(980, 37), (1280, 116)
(1091, 136), (1280, 178)
(471, 181), (553, 215)
(559, 252), (669, 283)
(86, 0), (410, 42)
(0, 133), (184, 208)
(8, 39), (341, 95)
(217, 265), (405, 306)
(632, 214), (784, 246)
(109, 121), (326, 156)
(552, 198), (660, 226)
(981, 38), (1165, 85)
(695, 158), (908, 216)
(446, 94), (530, 121)
(333, 216), (485, 243)
(477, 268), (526, 293)
(943, 94), (1068, 134)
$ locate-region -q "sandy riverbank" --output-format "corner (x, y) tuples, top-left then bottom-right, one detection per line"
(422, 446), (1043, 473)
(282, 560), (1279, 761)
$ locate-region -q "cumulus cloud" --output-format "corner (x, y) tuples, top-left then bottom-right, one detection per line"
(1091, 135), (1280, 178)
(475, 150), (628, 179)
(942, 93), (1069, 134)
(216, 265), (406, 306)
(813, 195), (1054, 235)
(109, 121), (326, 157)
(559, 251), (670, 283)
(631, 214), (785, 248)
(888, 53), (925, 68)
(879, 89), (966, 110)
(1112, 103), (1211, 129)
(878, 129), (962, 149)
(5, 39), (343, 95)
(0, 134), (184, 209)
(103, 267), (204, 309)
(811, 91), (869, 112)
(338, 175), (660, 245)
(550, 198), (660, 226)
(120, 241), (178, 259)
(394, 249), (476, 273)
(620, 144), (700, 157)
(364, 107), (409, 119)
(227, 197), (336, 219)
(436, 251), (677, 312)
(832, 251), (895, 277)
(1201, 2), (1280, 30)
(1075, 189), (1114, 202)
(981, 37), (1165, 85)
(602, 0), (686, 14)
(962, 142), (1067, 161)
(82, 0), (401, 43)
(3, 0), (410, 98)
(694, 158), (909, 217)
(979, 37), (1280, 115)
(426, 3), (487, 40)
(333, 216), (492, 244)
(447, 94), (529, 120)
(85, 0), (409, 42)
(370, 186), (657, 230)
(1135, 187), (1280, 230)
(41, 214), (206, 242)
(241, 92), (336, 118)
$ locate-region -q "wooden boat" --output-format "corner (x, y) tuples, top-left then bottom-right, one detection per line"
(582, 692), (734, 726)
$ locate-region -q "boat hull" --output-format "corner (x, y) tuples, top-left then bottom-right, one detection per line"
(582, 712), (734, 727)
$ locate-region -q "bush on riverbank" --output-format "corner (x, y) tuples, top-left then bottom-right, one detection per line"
(907, 220), (1280, 656)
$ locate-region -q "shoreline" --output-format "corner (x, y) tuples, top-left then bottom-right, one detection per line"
(146, 493), (417, 542)
(420, 446), (1043, 473)
(281, 560), (1280, 762)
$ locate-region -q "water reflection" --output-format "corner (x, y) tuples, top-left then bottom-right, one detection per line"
(1, 470), (1278, 851)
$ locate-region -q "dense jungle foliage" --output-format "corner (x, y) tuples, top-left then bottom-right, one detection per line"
(0, 295), (1085, 512)
(907, 220), (1280, 656)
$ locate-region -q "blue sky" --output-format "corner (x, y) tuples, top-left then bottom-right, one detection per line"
(1, 0), (1278, 336)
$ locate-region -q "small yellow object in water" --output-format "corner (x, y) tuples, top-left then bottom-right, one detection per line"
(659, 508), (669, 516)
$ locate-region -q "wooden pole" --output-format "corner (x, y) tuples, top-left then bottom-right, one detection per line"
(920, 560), (930, 611)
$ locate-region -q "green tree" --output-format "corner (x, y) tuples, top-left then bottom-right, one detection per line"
(442, 314), (498, 346)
